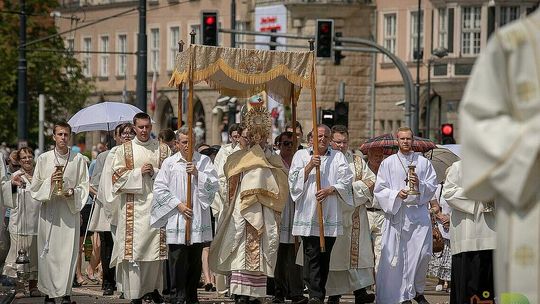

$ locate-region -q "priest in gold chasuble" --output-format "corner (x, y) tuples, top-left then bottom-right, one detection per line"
(209, 106), (288, 303)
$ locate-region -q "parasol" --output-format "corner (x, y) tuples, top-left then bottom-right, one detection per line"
(68, 102), (143, 133)
(424, 146), (461, 183)
(359, 133), (437, 155)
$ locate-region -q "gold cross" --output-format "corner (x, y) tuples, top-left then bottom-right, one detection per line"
(514, 245), (535, 266)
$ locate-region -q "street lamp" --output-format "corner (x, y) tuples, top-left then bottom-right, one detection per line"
(425, 47), (448, 139)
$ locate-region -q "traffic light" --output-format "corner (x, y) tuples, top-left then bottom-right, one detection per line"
(321, 109), (335, 128)
(334, 32), (345, 65)
(202, 12), (218, 46)
(316, 19), (334, 58)
(441, 123), (456, 144)
(334, 102), (349, 127)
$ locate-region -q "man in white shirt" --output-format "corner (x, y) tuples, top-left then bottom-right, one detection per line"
(152, 126), (219, 304)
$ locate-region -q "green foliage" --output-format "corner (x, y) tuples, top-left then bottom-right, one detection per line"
(0, 0), (93, 147)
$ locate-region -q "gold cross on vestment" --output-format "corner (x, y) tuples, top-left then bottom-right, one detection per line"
(514, 245), (535, 266)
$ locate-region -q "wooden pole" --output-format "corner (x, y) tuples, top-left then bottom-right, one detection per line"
(290, 84), (298, 151)
(177, 40), (184, 130)
(185, 32), (196, 245)
(309, 39), (325, 252)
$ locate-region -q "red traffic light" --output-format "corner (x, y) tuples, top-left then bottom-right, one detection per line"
(204, 16), (216, 25)
(320, 23), (330, 33)
(441, 124), (453, 136)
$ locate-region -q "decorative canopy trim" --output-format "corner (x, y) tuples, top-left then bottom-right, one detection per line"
(168, 45), (314, 104)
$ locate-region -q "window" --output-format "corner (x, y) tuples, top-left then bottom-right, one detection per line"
(82, 37), (92, 77)
(67, 38), (75, 52)
(461, 7), (481, 55)
(438, 8), (448, 49)
(190, 24), (201, 44)
(150, 28), (160, 72)
(383, 13), (397, 61)
(410, 10), (424, 60)
(168, 26), (180, 71)
(500, 6), (520, 26)
(117, 34), (127, 76)
(100, 35), (109, 77)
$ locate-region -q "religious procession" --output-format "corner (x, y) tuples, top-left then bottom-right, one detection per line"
(0, 5), (539, 304)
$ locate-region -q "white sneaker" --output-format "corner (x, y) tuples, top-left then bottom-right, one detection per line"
(435, 284), (443, 292)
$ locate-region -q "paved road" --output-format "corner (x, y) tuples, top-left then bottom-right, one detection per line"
(9, 278), (450, 304)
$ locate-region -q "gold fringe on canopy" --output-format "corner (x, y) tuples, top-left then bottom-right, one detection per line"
(168, 45), (313, 104)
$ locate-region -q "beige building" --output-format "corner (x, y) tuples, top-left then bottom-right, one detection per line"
(57, 0), (379, 149)
(374, 0), (538, 141)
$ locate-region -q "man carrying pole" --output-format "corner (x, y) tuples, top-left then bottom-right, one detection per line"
(289, 124), (353, 304)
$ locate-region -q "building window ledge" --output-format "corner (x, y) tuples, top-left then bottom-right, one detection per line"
(98, 76), (109, 81)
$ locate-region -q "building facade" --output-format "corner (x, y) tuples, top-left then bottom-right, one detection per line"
(375, 0), (538, 141)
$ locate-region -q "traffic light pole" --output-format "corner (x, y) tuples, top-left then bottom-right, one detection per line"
(17, 0), (28, 148)
(136, 0), (147, 111)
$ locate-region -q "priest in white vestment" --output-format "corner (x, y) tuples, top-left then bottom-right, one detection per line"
(289, 124), (354, 304)
(442, 161), (496, 304)
(209, 107), (288, 304)
(374, 127), (437, 304)
(152, 126), (219, 304)
(111, 113), (170, 304)
(325, 125), (375, 304)
(30, 122), (89, 304)
(3, 148), (41, 298)
(460, 12), (540, 303)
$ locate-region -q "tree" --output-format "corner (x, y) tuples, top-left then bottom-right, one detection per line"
(0, 0), (93, 147)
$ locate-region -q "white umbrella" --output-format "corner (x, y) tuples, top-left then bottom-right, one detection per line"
(68, 102), (143, 133)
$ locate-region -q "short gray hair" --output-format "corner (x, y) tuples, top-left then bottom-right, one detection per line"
(176, 126), (194, 139)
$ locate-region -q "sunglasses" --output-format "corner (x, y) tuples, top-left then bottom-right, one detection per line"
(281, 141), (293, 147)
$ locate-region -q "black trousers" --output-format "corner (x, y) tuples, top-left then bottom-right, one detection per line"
(301, 236), (336, 301)
(98, 232), (115, 288)
(274, 243), (304, 299)
(450, 250), (494, 304)
(168, 243), (204, 304)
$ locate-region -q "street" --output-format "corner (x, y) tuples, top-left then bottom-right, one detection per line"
(5, 277), (450, 304)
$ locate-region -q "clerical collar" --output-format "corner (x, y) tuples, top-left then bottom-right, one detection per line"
(133, 136), (152, 146)
(309, 147), (332, 156)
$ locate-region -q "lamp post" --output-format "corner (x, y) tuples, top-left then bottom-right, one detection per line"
(425, 47), (448, 139)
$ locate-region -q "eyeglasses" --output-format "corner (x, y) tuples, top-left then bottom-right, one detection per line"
(280, 141), (293, 147)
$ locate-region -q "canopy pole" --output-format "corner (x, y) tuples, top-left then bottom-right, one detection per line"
(177, 40), (185, 129)
(185, 37), (195, 246)
(291, 84), (298, 151)
(309, 39), (325, 252)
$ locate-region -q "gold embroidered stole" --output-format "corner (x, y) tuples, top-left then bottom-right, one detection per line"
(123, 141), (169, 260)
(350, 154), (363, 268)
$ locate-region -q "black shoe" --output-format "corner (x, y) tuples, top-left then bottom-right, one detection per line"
(354, 288), (375, 304)
(131, 299), (143, 304)
(151, 289), (165, 303)
(272, 297), (285, 304)
(290, 296), (308, 304)
(235, 295), (250, 304)
(204, 283), (214, 291)
(44, 295), (55, 304)
(413, 294), (430, 304)
(401, 301), (412, 304)
(103, 287), (114, 296)
(119, 292), (125, 299)
(327, 295), (341, 304)
(61, 296), (72, 304)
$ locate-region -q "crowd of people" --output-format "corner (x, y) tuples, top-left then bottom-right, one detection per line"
(0, 107), (501, 304)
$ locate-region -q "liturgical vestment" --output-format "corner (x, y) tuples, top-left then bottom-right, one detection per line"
(30, 150), (89, 298)
(460, 12), (540, 303)
(111, 137), (170, 299)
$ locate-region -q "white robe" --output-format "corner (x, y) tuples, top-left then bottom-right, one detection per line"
(100, 146), (121, 227)
(211, 143), (240, 220)
(0, 155), (10, 256)
(88, 150), (111, 232)
(30, 150), (89, 298)
(151, 152), (219, 244)
(110, 137), (170, 299)
(374, 151), (437, 304)
(460, 12), (540, 302)
(326, 152), (375, 296)
(3, 171), (41, 279)
(289, 148), (354, 237)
